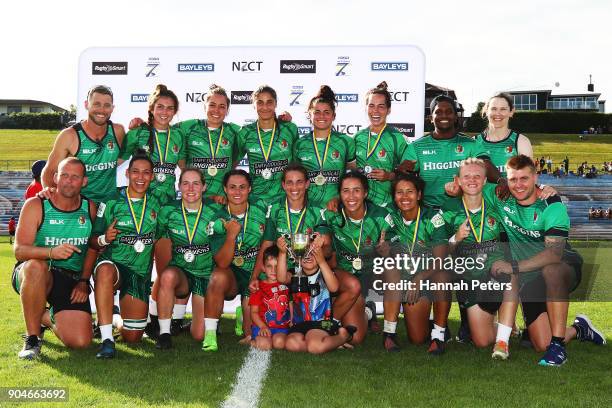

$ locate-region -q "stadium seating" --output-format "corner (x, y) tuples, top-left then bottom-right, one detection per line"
(0, 171), (30, 233)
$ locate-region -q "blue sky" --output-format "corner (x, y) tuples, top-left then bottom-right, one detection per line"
(3, 0), (609, 113)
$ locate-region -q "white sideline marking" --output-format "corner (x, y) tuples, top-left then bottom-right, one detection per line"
(221, 348), (271, 408)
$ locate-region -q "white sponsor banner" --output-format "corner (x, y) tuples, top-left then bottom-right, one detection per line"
(78, 45), (424, 140)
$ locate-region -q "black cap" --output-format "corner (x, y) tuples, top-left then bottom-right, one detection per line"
(31, 160), (46, 178)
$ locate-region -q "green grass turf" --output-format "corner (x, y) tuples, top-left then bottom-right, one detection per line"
(1, 242), (611, 407)
(0, 129), (611, 171)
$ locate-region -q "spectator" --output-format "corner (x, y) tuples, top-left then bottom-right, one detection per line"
(596, 207), (603, 218)
(539, 156), (545, 171)
(8, 216), (16, 244)
(546, 156), (552, 172)
(24, 160), (46, 200)
(588, 207), (596, 219)
(563, 156), (569, 173)
(559, 165), (565, 177)
(605, 208), (611, 219)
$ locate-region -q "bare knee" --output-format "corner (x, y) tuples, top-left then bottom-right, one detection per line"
(122, 330), (144, 343)
(95, 266), (116, 285)
(272, 335), (286, 350)
(22, 260), (49, 281)
(255, 337), (272, 351)
(63, 335), (92, 349)
(343, 275), (361, 297)
(408, 332), (428, 345)
(307, 342), (325, 355)
(159, 269), (179, 289)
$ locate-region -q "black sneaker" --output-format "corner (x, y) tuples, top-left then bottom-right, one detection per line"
(156, 333), (172, 350)
(170, 318), (191, 336)
(18, 335), (42, 360)
(383, 332), (401, 352)
(144, 316), (159, 340)
(96, 339), (116, 359)
(455, 323), (471, 344)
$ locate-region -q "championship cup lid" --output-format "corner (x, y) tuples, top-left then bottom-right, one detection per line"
(31, 160), (46, 178)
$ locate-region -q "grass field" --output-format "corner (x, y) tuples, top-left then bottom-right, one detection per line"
(1, 242), (611, 408)
(0, 129), (610, 171)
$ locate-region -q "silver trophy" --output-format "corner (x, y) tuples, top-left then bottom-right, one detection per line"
(284, 233), (316, 293)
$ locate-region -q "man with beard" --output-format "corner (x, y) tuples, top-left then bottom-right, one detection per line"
(42, 85), (125, 204)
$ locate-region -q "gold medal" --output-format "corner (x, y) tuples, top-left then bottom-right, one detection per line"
(352, 257), (362, 271)
(233, 256), (245, 267)
(314, 173), (326, 186)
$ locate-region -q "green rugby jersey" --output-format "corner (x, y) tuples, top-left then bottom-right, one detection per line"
(293, 131), (355, 207)
(119, 125), (185, 204)
(355, 125), (408, 207)
(482, 184), (576, 283)
(178, 120), (241, 198)
(401, 133), (488, 208)
(475, 130), (519, 176)
(237, 121), (298, 204)
(93, 188), (162, 277)
(441, 196), (504, 280)
(73, 122), (120, 204)
(210, 202), (268, 275)
(157, 200), (220, 278)
(320, 203), (393, 274)
(34, 197), (92, 276)
(263, 198), (328, 270)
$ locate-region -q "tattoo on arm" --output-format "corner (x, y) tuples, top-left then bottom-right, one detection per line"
(545, 236), (565, 257)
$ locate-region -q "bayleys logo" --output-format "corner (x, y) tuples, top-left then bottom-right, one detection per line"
(336, 93), (358, 103)
(131, 94), (149, 103)
(371, 61), (409, 71)
(178, 63), (214, 72)
(146, 57), (160, 77)
(290, 86), (304, 106)
(336, 56), (350, 76)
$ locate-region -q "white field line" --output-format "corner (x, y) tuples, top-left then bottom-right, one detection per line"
(221, 348), (272, 408)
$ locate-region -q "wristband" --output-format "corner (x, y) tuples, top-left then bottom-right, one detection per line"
(48, 247), (53, 260)
(97, 235), (109, 247)
(510, 260), (519, 275)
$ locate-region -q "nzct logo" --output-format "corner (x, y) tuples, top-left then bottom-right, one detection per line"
(131, 94), (149, 103)
(332, 124), (362, 136)
(232, 61), (262, 72)
(390, 91), (410, 102)
(145, 57), (160, 77)
(92, 62), (128, 75)
(280, 60), (316, 73)
(178, 63), (214, 72)
(289, 86), (304, 106)
(231, 91), (253, 105)
(335, 56), (350, 76)
(336, 94), (358, 103)
(371, 62), (409, 71)
(185, 93), (206, 103)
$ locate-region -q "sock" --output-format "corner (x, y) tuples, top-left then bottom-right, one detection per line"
(100, 324), (114, 342)
(431, 324), (446, 342)
(364, 306), (373, 321)
(459, 306), (469, 328)
(159, 319), (171, 335)
(149, 298), (158, 317)
(172, 304), (187, 320)
(495, 323), (512, 344)
(205, 318), (219, 333)
(383, 320), (397, 334)
(551, 336), (565, 346)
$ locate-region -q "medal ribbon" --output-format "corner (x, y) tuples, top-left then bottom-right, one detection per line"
(154, 128), (171, 164)
(407, 206), (422, 256)
(461, 197), (485, 243)
(285, 198), (307, 235)
(342, 208), (367, 255)
(125, 189), (147, 236)
(366, 124), (386, 159)
(312, 130), (331, 172)
(257, 121), (276, 163)
(181, 201), (203, 245)
(228, 204), (249, 251)
(207, 123), (224, 160)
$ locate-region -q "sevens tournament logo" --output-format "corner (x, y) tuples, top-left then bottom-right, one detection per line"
(290, 86), (304, 106)
(336, 56), (350, 76)
(146, 57), (160, 77)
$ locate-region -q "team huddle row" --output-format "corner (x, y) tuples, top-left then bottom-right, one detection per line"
(12, 82), (605, 365)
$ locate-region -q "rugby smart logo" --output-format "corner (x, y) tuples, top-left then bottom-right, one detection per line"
(145, 57), (160, 77)
(231, 91), (253, 105)
(131, 94), (149, 103)
(280, 60), (316, 73)
(388, 123), (415, 138)
(92, 62), (128, 75)
(336, 56), (350, 76)
(371, 62), (409, 71)
(289, 86), (304, 106)
(177, 63), (214, 72)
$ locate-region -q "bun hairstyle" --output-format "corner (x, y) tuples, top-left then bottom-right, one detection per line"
(480, 92), (514, 119)
(146, 84), (179, 156)
(365, 81), (391, 108)
(308, 85), (337, 114)
(205, 83), (230, 106)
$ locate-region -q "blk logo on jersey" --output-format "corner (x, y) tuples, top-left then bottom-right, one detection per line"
(145, 57), (160, 77)
(290, 86), (304, 106)
(335, 56), (350, 76)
